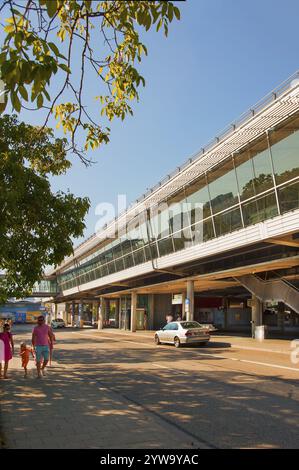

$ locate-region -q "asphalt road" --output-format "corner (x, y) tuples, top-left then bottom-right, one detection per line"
(1, 324), (299, 449)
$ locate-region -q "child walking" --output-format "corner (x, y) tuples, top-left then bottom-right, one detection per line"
(20, 342), (34, 377)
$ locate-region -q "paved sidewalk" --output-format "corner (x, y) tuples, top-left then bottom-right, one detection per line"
(83, 328), (297, 355)
(0, 342), (206, 449)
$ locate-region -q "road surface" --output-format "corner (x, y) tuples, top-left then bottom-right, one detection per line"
(1, 325), (299, 449)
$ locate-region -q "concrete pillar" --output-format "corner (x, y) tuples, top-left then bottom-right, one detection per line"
(186, 280), (195, 321)
(91, 302), (96, 326)
(223, 297), (229, 330)
(251, 295), (262, 338)
(148, 294), (154, 330)
(52, 304), (58, 323)
(71, 302), (75, 327)
(277, 302), (285, 334)
(131, 291), (137, 332)
(78, 302), (84, 328)
(98, 298), (104, 330)
(181, 291), (186, 320)
(118, 298), (122, 329)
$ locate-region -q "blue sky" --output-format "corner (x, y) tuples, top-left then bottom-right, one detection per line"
(6, 0), (299, 244)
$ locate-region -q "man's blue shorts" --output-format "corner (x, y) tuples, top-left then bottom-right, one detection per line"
(35, 345), (50, 362)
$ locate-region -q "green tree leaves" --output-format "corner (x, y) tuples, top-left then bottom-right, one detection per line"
(0, 115), (90, 302)
(45, 0), (58, 18)
(0, 1), (181, 160)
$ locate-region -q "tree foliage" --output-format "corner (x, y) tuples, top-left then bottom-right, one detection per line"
(0, 114), (90, 303)
(0, 0), (181, 161)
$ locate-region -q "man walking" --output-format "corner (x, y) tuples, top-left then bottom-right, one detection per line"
(32, 315), (54, 378)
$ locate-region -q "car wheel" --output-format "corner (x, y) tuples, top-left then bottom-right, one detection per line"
(174, 337), (181, 348)
(155, 334), (161, 345)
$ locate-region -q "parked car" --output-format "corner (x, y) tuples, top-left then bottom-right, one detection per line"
(51, 318), (66, 329)
(155, 321), (210, 348)
(199, 323), (218, 332)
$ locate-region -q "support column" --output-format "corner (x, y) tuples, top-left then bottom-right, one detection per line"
(71, 301), (75, 327)
(277, 302), (285, 335)
(148, 294), (154, 330)
(186, 280), (194, 321)
(223, 297), (229, 330)
(118, 298), (122, 330)
(251, 295), (262, 338)
(91, 301), (96, 326)
(97, 298), (104, 330)
(53, 304), (58, 323)
(181, 291), (186, 320)
(78, 302), (84, 328)
(131, 291), (137, 332)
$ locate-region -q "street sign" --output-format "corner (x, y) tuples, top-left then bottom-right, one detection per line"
(172, 294), (183, 305)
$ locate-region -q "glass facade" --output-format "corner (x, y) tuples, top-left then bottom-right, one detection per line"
(32, 279), (58, 294)
(58, 112), (299, 292)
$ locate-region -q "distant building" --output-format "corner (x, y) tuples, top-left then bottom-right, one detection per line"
(0, 300), (46, 324)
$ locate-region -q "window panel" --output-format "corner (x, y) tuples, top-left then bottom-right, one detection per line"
(173, 233), (186, 252)
(214, 207), (242, 236)
(269, 115), (299, 185)
(144, 244), (152, 261)
(127, 214), (148, 251)
(120, 238), (133, 256)
(103, 247), (114, 264)
(250, 135), (274, 194)
(112, 242), (123, 261)
(190, 218), (215, 244)
(234, 150), (255, 201)
(115, 258), (125, 272)
(158, 237), (174, 257)
(242, 191), (278, 226)
(94, 267), (102, 279)
(123, 253), (135, 269)
(133, 248), (145, 265)
(185, 175), (211, 220)
(149, 242), (158, 259)
(207, 158), (239, 214)
(149, 206), (171, 240)
(173, 230), (193, 252)
(278, 180), (299, 214)
(101, 264), (109, 277)
(107, 261), (116, 275)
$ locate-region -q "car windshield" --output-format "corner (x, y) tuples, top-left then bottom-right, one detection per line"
(180, 321), (203, 329)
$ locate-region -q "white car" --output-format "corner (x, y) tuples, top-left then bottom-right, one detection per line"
(51, 318), (66, 329)
(155, 321), (210, 348)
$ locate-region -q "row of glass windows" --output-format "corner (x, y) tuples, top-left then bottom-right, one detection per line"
(59, 179), (299, 291)
(58, 113), (299, 291)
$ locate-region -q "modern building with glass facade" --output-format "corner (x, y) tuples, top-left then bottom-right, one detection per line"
(47, 72), (299, 337)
